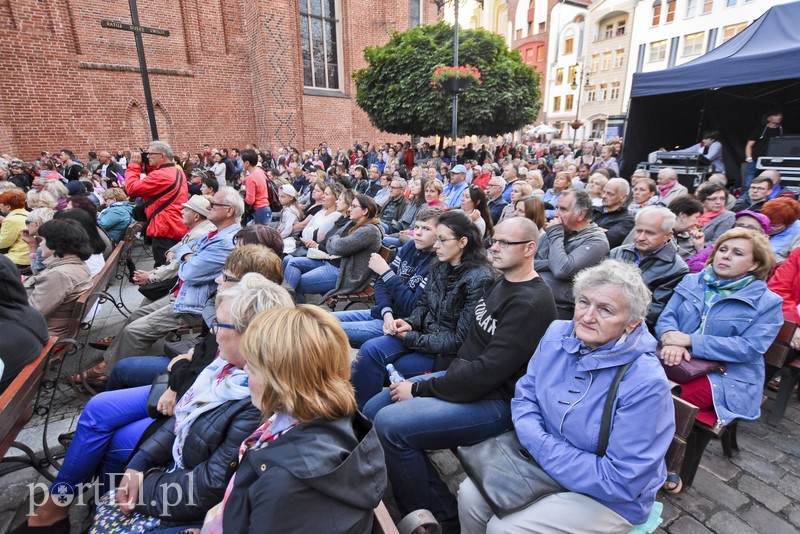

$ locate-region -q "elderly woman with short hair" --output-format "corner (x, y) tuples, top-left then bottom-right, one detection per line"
(459, 259), (675, 533)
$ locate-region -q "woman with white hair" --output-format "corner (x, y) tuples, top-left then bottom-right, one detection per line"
(459, 259), (675, 533)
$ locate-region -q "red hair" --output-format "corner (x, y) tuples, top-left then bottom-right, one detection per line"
(0, 190), (26, 210)
(762, 198), (800, 228)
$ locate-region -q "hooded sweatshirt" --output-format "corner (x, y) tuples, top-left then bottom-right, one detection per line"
(0, 255), (49, 393)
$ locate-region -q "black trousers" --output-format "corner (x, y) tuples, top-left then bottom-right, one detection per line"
(150, 237), (180, 268)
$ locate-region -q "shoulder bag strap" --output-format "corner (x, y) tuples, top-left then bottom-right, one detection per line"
(596, 360), (634, 457)
(145, 168), (184, 225)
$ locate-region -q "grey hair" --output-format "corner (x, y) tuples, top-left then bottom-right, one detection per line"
(148, 140), (174, 161)
(216, 273), (294, 331)
(44, 180), (69, 199)
(27, 207), (55, 225)
(26, 190), (58, 209)
(635, 206), (677, 232)
(391, 177), (407, 190)
(218, 186), (245, 219)
(563, 189), (593, 217)
(573, 259), (652, 322)
(608, 177), (630, 196)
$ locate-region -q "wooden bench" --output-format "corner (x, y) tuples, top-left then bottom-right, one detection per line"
(764, 321), (798, 425)
(0, 337), (57, 465)
(326, 246), (396, 311)
(372, 501), (400, 534)
(665, 394), (699, 475)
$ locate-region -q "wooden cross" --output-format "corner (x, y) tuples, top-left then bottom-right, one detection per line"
(100, 0), (171, 141)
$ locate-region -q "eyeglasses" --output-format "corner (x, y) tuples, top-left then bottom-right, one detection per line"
(210, 320), (237, 335)
(435, 236), (460, 244)
(209, 201), (232, 209)
(748, 185), (769, 192)
(144, 152), (164, 157)
(390, 186), (405, 190)
(488, 238), (533, 249)
(221, 272), (240, 283)
(349, 203), (362, 209)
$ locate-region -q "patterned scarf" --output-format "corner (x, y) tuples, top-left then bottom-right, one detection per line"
(696, 266), (756, 333)
(201, 412), (301, 534)
(697, 208), (725, 228)
(170, 355), (250, 470)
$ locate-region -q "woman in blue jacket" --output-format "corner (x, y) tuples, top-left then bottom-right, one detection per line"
(97, 187), (133, 243)
(459, 260), (675, 533)
(657, 228), (782, 427)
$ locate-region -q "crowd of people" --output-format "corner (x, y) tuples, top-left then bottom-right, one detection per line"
(1, 131), (799, 533)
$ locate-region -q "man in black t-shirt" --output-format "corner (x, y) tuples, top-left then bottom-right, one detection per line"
(743, 109), (783, 190)
(362, 217), (558, 526)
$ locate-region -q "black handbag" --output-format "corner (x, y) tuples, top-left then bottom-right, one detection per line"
(138, 276), (179, 301)
(456, 361), (633, 518)
(146, 372), (171, 419)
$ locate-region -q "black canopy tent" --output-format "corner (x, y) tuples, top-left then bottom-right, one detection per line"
(621, 1), (800, 185)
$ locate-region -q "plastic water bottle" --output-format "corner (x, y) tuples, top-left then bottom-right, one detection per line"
(386, 363), (405, 384)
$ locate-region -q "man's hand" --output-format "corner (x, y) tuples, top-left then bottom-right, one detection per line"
(545, 217), (562, 230)
(116, 468), (143, 514)
(130, 151), (143, 165)
(368, 252), (390, 276)
(165, 251), (175, 263)
(132, 270), (153, 286)
(389, 381), (413, 403)
(382, 313), (396, 335)
(391, 319), (412, 340)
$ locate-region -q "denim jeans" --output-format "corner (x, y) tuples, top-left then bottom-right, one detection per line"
(363, 372), (513, 520)
(333, 309), (384, 348)
(351, 335), (435, 409)
(252, 206), (272, 225)
(54, 386), (154, 492)
(382, 236), (403, 248)
(743, 161), (757, 191)
(106, 356), (171, 391)
(283, 256), (334, 303)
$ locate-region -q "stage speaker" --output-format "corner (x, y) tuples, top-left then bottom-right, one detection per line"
(767, 136), (800, 157)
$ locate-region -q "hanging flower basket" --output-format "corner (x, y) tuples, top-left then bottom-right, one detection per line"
(569, 120), (584, 131)
(431, 64), (482, 94)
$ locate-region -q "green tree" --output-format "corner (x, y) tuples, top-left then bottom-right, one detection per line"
(353, 22), (540, 138)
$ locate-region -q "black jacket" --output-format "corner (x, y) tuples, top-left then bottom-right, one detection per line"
(0, 255), (48, 393)
(610, 241), (690, 330)
(127, 397), (261, 524)
(403, 261), (494, 371)
(593, 206), (635, 249)
(222, 413), (387, 533)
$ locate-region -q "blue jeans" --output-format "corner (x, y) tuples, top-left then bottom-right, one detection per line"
(107, 356), (171, 391)
(333, 309), (384, 348)
(54, 386), (154, 492)
(743, 161), (757, 191)
(351, 335), (434, 409)
(382, 236), (402, 248)
(363, 372), (513, 520)
(283, 255), (339, 303)
(252, 206), (272, 225)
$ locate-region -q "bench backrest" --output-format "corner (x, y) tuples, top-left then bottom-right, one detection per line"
(764, 320), (798, 369)
(0, 336), (57, 459)
(665, 394), (699, 473)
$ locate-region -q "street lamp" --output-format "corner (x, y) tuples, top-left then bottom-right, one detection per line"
(569, 64), (590, 147)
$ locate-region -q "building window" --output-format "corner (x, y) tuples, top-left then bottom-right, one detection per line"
(686, 0), (697, 17)
(604, 24), (614, 39)
(528, 22), (533, 35)
(539, 22), (546, 32)
(592, 121), (606, 139)
(666, 0), (676, 23)
(615, 49), (625, 68)
(516, 28), (522, 39)
(556, 68), (564, 84)
(702, 0), (713, 15)
(537, 45), (545, 61)
(652, 0), (662, 26)
(526, 48), (534, 60)
(564, 37), (574, 54)
(591, 54), (601, 72)
(600, 83), (609, 100)
(683, 32), (705, 56)
(649, 40), (667, 62)
(602, 52), (613, 70)
(567, 65), (577, 85)
(300, 0), (341, 90)
(410, 0), (421, 28)
(610, 82), (620, 99)
(616, 19), (626, 36)
(553, 96), (561, 112)
(565, 94), (574, 110)
(722, 22), (748, 42)
(586, 87), (597, 102)
(726, 0), (737, 6)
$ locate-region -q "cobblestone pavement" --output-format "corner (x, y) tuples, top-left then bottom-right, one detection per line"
(1, 243), (799, 532)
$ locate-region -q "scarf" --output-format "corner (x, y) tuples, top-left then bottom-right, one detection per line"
(201, 412), (301, 534)
(170, 355), (250, 470)
(696, 266), (756, 333)
(657, 180), (676, 196)
(697, 208), (725, 228)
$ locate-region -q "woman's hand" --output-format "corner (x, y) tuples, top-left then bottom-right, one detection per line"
(20, 228), (36, 246)
(116, 468), (143, 514)
(368, 252), (390, 275)
(791, 329), (800, 351)
(660, 331), (692, 348)
(390, 381), (413, 403)
(167, 348), (194, 371)
(468, 209), (481, 221)
(157, 388), (178, 416)
(300, 238), (318, 249)
(689, 228), (705, 251)
(659, 345), (692, 367)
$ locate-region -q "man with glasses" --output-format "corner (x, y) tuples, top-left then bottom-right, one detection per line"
(380, 178), (410, 233)
(362, 217), (557, 528)
(334, 206), (442, 348)
(125, 141), (189, 267)
(442, 164), (468, 209)
(733, 174), (773, 213)
(486, 176), (507, 225)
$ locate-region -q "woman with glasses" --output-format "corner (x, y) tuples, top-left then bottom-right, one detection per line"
(15, 273), (292, 534)
(695, 182), (735, 243)
(0, 189), (31, 272)
(352, 210), (494, 408)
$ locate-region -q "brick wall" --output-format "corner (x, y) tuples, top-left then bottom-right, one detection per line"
(0, 0), (440, 160)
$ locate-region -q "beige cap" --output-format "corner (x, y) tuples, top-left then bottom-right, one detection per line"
(181, 194), (212, 217)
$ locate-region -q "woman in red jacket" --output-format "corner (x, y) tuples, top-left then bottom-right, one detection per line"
(766, 246), (800, 383)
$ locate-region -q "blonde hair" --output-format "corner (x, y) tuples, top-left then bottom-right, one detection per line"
(224, 245), (284, 285)
(44, 180), (68, 199)
(103, 187), (128, 202)
(512, 181), (534, 197)
(26, 190), (58, 209)
(707, 228), (775, 280)
(215, 273), (294, 331)
(241, 305), (356, 421)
